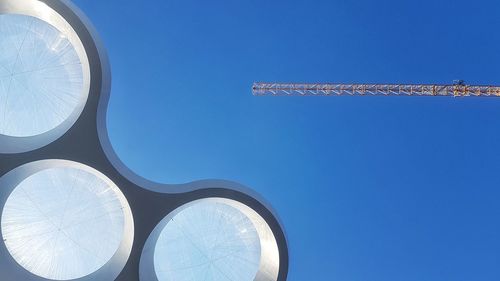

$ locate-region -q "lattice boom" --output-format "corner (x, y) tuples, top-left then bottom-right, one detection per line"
(253, 83), (500, 97)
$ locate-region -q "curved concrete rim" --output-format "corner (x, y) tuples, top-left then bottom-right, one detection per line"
(0, 159), (134, 281)
(0, 0), (91, 154)
(139, 197), (280, 281)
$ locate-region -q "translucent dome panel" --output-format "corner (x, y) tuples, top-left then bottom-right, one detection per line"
(1, 166), (126, 280)
(0, 14), (84, 137)
(154, 201), (262, 281)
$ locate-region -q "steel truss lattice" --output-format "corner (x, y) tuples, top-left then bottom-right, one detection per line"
(253, 82), (500, 97)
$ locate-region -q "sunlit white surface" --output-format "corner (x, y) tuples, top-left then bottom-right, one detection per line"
(154, 201), (262, 281)
(0, 14), (84, 137)
(1, 166), (126, 280)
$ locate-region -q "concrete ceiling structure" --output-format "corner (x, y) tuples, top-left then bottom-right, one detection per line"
(0, 0), (289, 280)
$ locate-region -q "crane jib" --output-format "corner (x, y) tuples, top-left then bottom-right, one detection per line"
(252, 83), (500, 97)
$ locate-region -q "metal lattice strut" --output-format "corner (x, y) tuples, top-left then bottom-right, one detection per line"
(253, 83), (500, 97)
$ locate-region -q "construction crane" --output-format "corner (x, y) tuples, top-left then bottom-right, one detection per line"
(252, 82), (500, 97)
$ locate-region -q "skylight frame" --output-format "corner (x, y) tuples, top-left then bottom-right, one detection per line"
(0, 159), (134, 281)
(0, 0), (90, 153)
(139, 198), (280, 281)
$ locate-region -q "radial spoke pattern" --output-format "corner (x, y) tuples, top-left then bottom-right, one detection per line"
(0, 14), (84, 137)
(154, 201), (262, 281)
(1, 167), (126, 280)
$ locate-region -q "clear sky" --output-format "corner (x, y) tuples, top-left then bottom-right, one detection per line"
(74, 0), (500, 280)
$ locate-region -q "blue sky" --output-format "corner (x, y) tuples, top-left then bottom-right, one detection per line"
(74, 0), (500, 280)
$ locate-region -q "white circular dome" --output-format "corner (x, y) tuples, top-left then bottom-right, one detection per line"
(0, 14), (88, 138)
(1, 165), (128, 280)
(141, 198), (280, 281)
(154, 200), (261, 281)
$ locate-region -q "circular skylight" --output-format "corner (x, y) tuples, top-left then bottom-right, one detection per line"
(0, 14), (87, 137)
(1, 165), (127, 280)
(144, 198), (280, 281)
